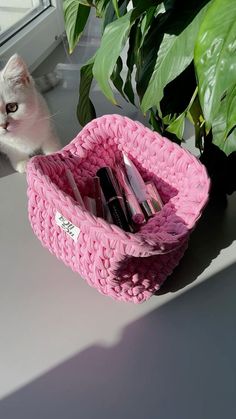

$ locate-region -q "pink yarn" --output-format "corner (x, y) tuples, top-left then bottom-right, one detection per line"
(26, 114), (210, 303)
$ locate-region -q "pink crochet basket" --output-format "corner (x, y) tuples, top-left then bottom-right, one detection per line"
(27, 114), (210, 303)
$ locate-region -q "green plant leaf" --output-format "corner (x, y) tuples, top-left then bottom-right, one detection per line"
(71, 0), (92, 5)
(124, 22), (138, 105)
(212, 112), (236, 157)
(139, 6), (156, 48)
(224, 84), (236, 139)
(141, 3), (209, 113)
(111, 57), (127, 101)
(187, 91), (205, 150)
(93, 10), (134, 104)
(194, 0), (236, 128)
(160, 63), (196, 118)
(95, 0), (110, 17)
(123, 21), (142, 106)
(132, 0), (163, 12)
(102, 0), (129, 31)
(102, 0), (116, 28)
(112, 0), (120, 18)
(166, 86), (199, 141)
(166, 112), (186, 140)
(124, 73), (135, 105)
(135, 1), (176, 101)
(211, 83), (236, 148)
(77, 57), (96, 126)
(212, 86), (236, 156)
(149, 108), (163, 134)
(136, 9), (167, 101)
(63, 0), (91, 53)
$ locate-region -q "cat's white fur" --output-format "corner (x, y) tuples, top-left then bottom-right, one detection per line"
(0, 54), (60, 173)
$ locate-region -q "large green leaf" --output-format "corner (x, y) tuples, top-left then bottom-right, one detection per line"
(211, 83), (236, 151)
(92, 10), (134, 104)
(136, 9), (167, 101)
(141, 3), (209, 113)
(63, 0), (91, 53)
(135, 1), (178, 101)
(213, 128), (236, 157)
(224, 84), (236, 139)
(194, 0), (236, 128)
(212, 93), (236, 156)
(77, 57), (96, 126)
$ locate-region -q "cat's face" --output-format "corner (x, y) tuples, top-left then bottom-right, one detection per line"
(0, 54), (37, 135)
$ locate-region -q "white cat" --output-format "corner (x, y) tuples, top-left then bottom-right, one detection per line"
(0, 54), (60, 173)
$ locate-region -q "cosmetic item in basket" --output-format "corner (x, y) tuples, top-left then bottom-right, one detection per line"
(93, 176), (105, 218)
(115, 165), (145, 225)
(122, 153), (156, 219)
(145, 181), (163, 212)
(83, 196), (96, 215)
(96, 167), (132, 232)
(65, 168), (85, 209)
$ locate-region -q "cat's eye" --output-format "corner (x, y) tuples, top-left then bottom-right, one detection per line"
(6, 103), (18, 113)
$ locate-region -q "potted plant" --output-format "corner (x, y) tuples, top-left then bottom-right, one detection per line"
(63, 0), (236, 196)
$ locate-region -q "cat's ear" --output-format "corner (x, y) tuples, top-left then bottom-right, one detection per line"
(1, 54), (31, 87)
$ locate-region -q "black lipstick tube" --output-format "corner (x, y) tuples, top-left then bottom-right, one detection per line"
(96, 167), (131, 232)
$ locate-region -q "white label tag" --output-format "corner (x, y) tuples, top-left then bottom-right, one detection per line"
(55, 212), (80, 242)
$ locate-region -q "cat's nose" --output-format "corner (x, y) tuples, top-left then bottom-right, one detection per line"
(0, 121), (8, 129)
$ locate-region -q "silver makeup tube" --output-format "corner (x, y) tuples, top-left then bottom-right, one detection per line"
(116, 165), (145, 225)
